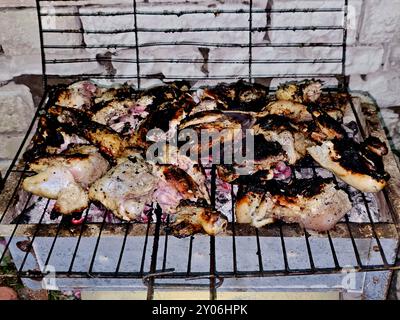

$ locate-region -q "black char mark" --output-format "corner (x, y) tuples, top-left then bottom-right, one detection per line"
(333, 138), (390, 181)
(238, 177), (333, 199)
(253, 135), (284, 161)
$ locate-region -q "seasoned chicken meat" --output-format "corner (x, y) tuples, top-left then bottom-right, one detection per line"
(170, 199), (228, 237)
(89, 152), (158, 221)
(153, 164), (210, 215)
(253, 114), (304, 164)
(236, 178), (352, 231)
(54, 81), (98, 112)
(262, 100), (313, 122)
(307, 137), (390, 192)
(23, 145), (109, 214)
(19, 78), (391, 237)
(275, 80), (322, 104)
(192, 80), (269, 113)
(47, 106), (127, 158)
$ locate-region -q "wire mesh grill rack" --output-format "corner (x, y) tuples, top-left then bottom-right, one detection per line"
(0, 0), (400, 300)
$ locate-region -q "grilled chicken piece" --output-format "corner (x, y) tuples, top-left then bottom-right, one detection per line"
(92, 98), (149, 135)
(215, 135), (288, 183)
(132, 97), (194, 148)
(170, 200), (228, 237)
(236, 178), (352, 231)
(217, 165), (277, 184)
(23, 145), (109, 214)
(253, 114), (305, 164)
(89, 152), (158, 221)
(307, 107), (347, 143)
(53, 81), (98, 112)
(316, 92), (350, 120)
(93, 84), (136, 108)
(55, 81), (136, 115)
(89, 150), (210, 222)
(149, 144), (210, 201)
(262, 100), (313, 122)
(24, 115), (88, 161)
(307, 137), (390, 192)
(276, 80), (322, 104)
(275, 81), (350, 121)
(136, 81), (192, 111)
(47, 106), (127, 158)
(251, 135), (288, 171)
(179, 110), (255, 131)
(153, 164), (210, 215)
(192, 80), (268, 113)
(261, 98), (346, 124)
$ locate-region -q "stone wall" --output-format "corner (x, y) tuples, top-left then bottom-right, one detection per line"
(0, 0), (399, 173)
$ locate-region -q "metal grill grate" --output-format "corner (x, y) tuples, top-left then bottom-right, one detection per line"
(0, 0), (399, 300)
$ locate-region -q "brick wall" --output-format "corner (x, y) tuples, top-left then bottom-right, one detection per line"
(0, 0), (399, 173)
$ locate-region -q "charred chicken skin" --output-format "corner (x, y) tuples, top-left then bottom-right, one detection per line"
(23, 145), (109, 214)
(20, 79), (390, 236)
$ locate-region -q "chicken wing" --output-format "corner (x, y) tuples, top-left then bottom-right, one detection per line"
(23, 145), (109, 214)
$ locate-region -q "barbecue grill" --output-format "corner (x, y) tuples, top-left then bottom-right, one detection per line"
(1, 0), (400, 300)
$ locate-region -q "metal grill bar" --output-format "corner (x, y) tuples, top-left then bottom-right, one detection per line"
(186, 236), (194, 277)
(44, 58), (342, 64)
(327, 232), (341, 269)
(42, 26), (345, 33)
(230, 185), (238, 275)
(39, 8), (344, 17)
(304, 230), (315, 270)
(0, 193), (34, 263)
(0, 171), (27, 224)
(88, 211), (108, 274)
(43, 217), (64, 267)
(248, 0), (253, 82)
(279, 224), (290, 272)
(43, 42), (344, 49)
(68, 208), (90, 273)
(133, 0), (141, 89)
(255, 228), (264, 273)
(139, 213), (152, 276)
(147, 205), (163, 300)
(344, 214), (364, 268)
(209, 165), (217, 300)
(161, 216), (170, 272)
(360, 192), (389, 266)
(115, 222), (131, 274)
(18, 200), (49, 274)
(44, 74), (344, 80)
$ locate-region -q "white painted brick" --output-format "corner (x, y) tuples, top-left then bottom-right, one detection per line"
(80, 3), (249, 47)
(0, 54), (42, 82)
(350, 71), (400, 108)
(79, 6), (136, 47)
(346, 46), (384, 74)
(0, 82), (34, 134)
(252, 0), (361, 45)
(0, 0), (149, 7)
(388, 44), (400, 69)
(0, 0), (35, 8)
(0, 9), (39, 56)
(359, 0), (400, 44)
(41, 7), (83, 52)
(0, 134), (26, 160)
(0, 160), (11, 176)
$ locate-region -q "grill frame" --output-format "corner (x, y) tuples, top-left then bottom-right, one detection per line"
(0, 0), (400, 300)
